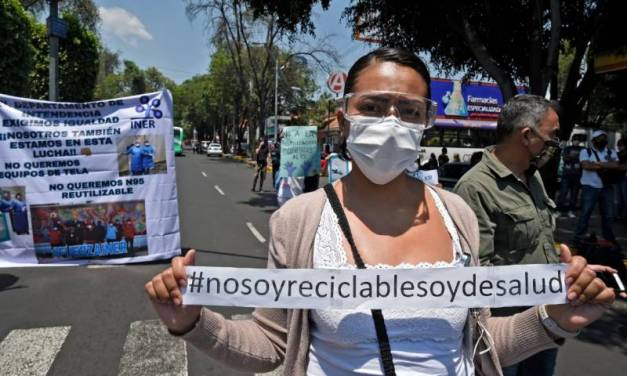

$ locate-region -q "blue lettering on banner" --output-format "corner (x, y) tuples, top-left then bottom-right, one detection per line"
(131, 119), (156, 129)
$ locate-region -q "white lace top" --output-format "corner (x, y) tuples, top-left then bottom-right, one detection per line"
(307, 187), (474, 375)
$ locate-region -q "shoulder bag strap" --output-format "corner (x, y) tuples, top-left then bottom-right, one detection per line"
(323, 184), (396, 376)
(591, 149), (602, 162)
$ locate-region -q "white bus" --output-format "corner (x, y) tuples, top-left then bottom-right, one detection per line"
(420, 124), (497, 164)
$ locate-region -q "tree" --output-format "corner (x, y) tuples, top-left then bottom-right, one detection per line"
(0, 0), (35, 96)
(145, 67), (177, 92)
(244, 0), (622, 139)
(172, 74), (214, 139)
(20, 0), (100, 32)
(185, 0), (337, 156)
(94, 59), (177, 100)
(57, 13), (100, 101)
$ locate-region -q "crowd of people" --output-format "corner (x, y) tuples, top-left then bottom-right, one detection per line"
(148, 48), (620, 376)
(0, 190), (29, 235)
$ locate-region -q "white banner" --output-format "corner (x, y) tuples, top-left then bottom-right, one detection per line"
(409, 169), (439, 186)
(182, 264), (568, 309)
(0, 91), (181, 266)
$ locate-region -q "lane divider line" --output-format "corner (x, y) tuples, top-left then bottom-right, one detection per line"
(246, 222), (266, 244)
(214, 185), (225, 195)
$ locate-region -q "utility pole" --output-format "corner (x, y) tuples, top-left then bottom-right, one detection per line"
(274, 53), (279, 143)
(47, 0), (67, 101)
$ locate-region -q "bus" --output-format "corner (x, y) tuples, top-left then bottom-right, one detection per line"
(419, 78), (526, 164)
(420, 124), (497, 163)
(173, 126), (184, 156)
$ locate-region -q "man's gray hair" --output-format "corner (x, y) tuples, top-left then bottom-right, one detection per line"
(496, 94), (552, 142)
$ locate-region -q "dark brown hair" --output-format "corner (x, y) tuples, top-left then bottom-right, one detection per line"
(340, 47), (432, 160)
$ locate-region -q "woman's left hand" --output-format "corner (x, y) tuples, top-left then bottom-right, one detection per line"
(545, 244), (615, 332)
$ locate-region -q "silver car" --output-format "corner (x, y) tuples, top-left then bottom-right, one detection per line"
(206, 143), (223, 157)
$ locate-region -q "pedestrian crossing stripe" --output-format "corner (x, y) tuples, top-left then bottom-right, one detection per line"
(118, 320), (188, 376)
(0, 326), (70, 376)
(0, 315), (283, 376)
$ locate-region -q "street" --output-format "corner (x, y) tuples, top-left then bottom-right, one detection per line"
(0, 153), (626, 376)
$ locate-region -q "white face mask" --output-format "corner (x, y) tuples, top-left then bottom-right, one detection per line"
(345, 114), (425, 185)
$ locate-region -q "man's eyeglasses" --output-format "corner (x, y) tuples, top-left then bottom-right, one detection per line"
(343, 91), (437, 129)
(530, 127), (560, 147)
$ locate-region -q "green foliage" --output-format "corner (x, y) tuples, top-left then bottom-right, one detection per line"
(244, 0), (330, 34)
(20, 0), (100, 33)
(145, 67), (177, 92)
(0, 0), (35, 96)
(28, 21), (48, 99)
(27, 12), (100, 101)
(58, 13), (100, 101)
(94, 61), (177, 100)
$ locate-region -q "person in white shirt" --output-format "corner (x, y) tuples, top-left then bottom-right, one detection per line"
(574, 130), (621, 248)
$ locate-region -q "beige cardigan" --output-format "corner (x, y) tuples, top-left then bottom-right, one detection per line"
(180, 187), (559, 375)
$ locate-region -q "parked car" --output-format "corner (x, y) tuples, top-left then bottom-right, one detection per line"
(206, 143), (223, 157)
(437, 162), (471, 190)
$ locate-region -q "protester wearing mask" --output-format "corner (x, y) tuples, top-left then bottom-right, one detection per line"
(142, 140), (155, 174)
(454, 94), (563, 376)
(146, 49), (614, 376)
(574, 130), (622, 249)
(127, 139), (144, 175)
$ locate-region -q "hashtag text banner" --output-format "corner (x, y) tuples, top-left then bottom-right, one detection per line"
(182, 264), (568, 309)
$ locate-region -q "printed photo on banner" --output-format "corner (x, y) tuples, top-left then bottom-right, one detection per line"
(0, 186), (30, 237)
(278, 126), (320, 178)
(29, 200), (148, 262)
(117, 135), (167, 176)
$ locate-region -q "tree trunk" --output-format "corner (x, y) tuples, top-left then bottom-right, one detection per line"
(459, 17), (518, 100)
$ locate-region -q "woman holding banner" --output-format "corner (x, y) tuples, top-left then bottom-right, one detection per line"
(146, 48), (615, 375)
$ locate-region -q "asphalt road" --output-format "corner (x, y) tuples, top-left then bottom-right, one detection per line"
(0, 152), (625, 376)
(0, 153), (272, 376)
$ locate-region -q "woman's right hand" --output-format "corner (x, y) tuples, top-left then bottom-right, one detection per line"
(145, 249), (201, 335)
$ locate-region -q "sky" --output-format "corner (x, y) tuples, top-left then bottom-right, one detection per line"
(95, 0), (375, 92)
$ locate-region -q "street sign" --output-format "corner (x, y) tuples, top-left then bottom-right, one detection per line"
(47, 16), (68, 39)
(326, 72), (347, 94)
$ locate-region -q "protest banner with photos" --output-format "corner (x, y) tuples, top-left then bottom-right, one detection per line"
(278, 126), (320, 178)
(0, 91), (181, 266)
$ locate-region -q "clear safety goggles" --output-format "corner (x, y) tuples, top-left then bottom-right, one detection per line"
(342, 91), (437, 129)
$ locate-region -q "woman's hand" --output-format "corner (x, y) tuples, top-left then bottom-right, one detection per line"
(145, 249), (201, 335)
(545, 245), (615, 332)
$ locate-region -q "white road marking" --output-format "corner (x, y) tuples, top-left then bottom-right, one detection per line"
(0, 326), (71, 376)
(214, 185), (225, 195)
(246, 222), (266, 243)
(230, 313), (252, 321)
(86, 264), (123, 269)
(201, 171), (207, 177)
(118, 320), (187, 376)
